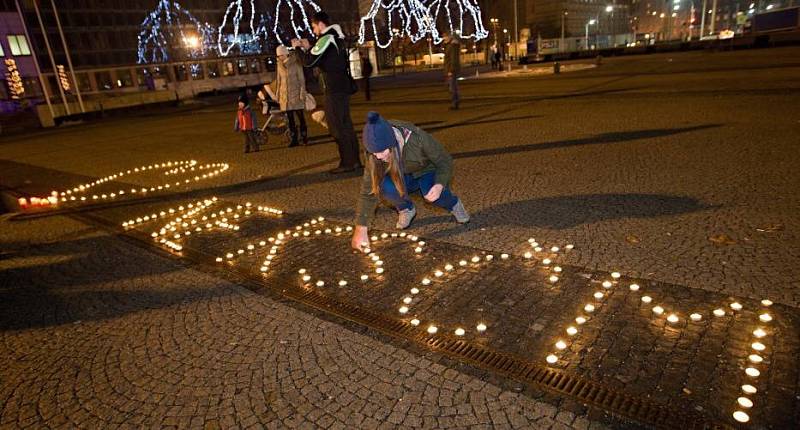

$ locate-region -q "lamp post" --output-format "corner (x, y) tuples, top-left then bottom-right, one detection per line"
(585, 19), (597, 50)
(503, 28), (508, 60)
(606, 4), (615, 47)
(561, 11), (568, 53)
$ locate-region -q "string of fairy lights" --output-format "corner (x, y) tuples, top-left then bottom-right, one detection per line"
(121, 194), (778, 426)
(138, 0), (486, 64)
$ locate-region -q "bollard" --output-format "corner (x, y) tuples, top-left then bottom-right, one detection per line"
(595, 55), (603, 66)
(553, 62), (561, 74)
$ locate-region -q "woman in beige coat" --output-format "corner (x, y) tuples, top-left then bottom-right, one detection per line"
(272, 45), (308, 147)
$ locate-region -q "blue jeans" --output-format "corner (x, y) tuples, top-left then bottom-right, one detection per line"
(380, 171), (458, 212)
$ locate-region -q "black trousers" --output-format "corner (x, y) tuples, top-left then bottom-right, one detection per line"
(242, 130), (259, 152)
(362, 77), (371, 101)
(286, 109), (307, 144)
(324, 93), (360, 167)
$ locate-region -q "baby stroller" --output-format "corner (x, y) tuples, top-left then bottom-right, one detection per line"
(258, 96), (290, 146)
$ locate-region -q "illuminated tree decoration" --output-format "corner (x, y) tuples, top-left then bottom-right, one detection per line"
(138, 0), (213, 64)
(272, 0), (321, 44)
(358, 0), (487, 48)
(4, 59), (25, 99)
(359, 0), (434, 49)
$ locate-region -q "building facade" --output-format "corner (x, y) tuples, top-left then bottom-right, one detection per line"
(526, 0), (632, 39)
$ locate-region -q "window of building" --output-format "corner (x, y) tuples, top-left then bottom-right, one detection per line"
(7, 35), (31, 56)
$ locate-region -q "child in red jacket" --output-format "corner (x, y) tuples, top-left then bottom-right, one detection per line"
(234, 94), (260, 153)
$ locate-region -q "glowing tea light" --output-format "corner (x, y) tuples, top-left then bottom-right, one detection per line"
(403, 297), (412, 304)
(761, 299), (773, 307)
(553, 266), (562, 273)
(302, 275), (311, 282)
(551, 246), (560, 252)
(593, 292), (604, 300)
(485, 255), (494, 261)
(528, 238), (536, 244)
(748, 354), (763, 364)
(732, 411), (749, 423)
(584, 304), (595, 313)
(459, 260), (468, 266)
(759, 313), (772, 322)
(471, 256), (481, 263)
(315, 280), (325, 287)
(652, 306), (664, 315)
(375, 267), (384, 274)
(444, 264), (454, 271)
(713, 308), (725, 317)
(753, 328), (766, 338)
(629, 284), (640, 291)
(410, 288), (419, 295)
(422, 278), (431, 286)
(476, 323), (487, 332)
(611, 272), (621, 279)
(434, 270), (444, 277)
(745, 367), (760, 377)
(534, 247), (543, 252)
(298, 269), (307, 274)
(641, 296), (653, 304)
(555, 340), (567, 350)
(737, 397), (753, 409)
(454, 328), (465, 336)
(602, 281), (613, 289)
(566, 326), (578, 336)
(741, 384), (757, 394)
(398, 306), (410, 314)
(667, 314), (679, 323)
(338, 280), (348, 287)
(361, 275), (369, 281)
(414, 247), (423, 253)
(690, 313), (702, 322)
(751, 342), (765, 351)
(410, 319), (420, 326)
(730, 302), (743, 311)
(501, 253), (509, 259)
(575, 316), (587, 324)
(541, 258), (551, 265)
(546, 354), (558, 364)
(427, 325), (438, 334)
(549, 275), (560, 283)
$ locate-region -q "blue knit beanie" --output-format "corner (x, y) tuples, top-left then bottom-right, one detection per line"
(362, 111), (396, 154)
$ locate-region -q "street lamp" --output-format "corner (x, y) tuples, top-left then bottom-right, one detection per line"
(561, 11), (568, 53)
(585, 19), (597, 50)
(503, 28), (508, 60)
(605, 5), (615, 47)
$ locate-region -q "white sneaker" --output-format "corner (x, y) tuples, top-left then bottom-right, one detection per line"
(396, 206), (417, 229)
(451, 200), (470, 224)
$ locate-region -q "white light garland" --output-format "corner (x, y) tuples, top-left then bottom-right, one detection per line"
(272, 0), (321, 44)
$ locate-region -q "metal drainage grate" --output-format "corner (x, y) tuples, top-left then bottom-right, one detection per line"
(75, 212), (729, 430)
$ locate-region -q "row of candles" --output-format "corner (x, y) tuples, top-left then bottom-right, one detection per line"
(130, 197), (779, 427)
(18, 160), (229, 209)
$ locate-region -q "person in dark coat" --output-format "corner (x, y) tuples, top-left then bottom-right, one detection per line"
(443, 33), (461, 110)
(292, 11), (361, 174)
(361, 52), (373, 101)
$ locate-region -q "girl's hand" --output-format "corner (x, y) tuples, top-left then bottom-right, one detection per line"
(424, 184), (444, 202)
(351, 226), (370, 252)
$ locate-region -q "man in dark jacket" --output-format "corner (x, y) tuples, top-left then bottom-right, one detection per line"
(443, 33), (461, 110)
(292, 12), (361, 174)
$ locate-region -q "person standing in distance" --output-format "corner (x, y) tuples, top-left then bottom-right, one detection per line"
(443, 32), (461, 110)
(292, 12), (361, 174)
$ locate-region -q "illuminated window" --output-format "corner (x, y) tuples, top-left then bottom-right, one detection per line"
(7, 35), (31, 56)
(0, 42), (4, 57)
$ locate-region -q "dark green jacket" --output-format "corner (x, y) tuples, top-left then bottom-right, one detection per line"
(356, 120), (453, 226)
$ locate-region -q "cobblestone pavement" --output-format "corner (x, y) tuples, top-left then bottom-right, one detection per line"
(2, 47), (800, 428)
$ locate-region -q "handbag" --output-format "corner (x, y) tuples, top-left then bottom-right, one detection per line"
(304, 93), (316, 111)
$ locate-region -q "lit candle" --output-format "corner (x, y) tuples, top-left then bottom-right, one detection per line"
(553, 266), (562, 273)
(410, 288), (419, 295)
(414, 247), (423, 253)
(741, 384), (757, 394)
(422, 278), (431, 285)
(575, 316), (587, 324)
(761, 299), (773, 307)
(410, 319), (420, 326)
(737, 397), (753, 408)
(713, 308), (725, 317)
(566, 326), (577, 336)
(555, 340), (567, 350)
(667, 314), (679, 323)
(652, 306), (664, 315)
(541, 258), (551, 265)
(594, 292), (604, 300)
(751, 342), (765, 351)
(399, 306), (409, 314)
(759, 313), (772, 322)
(501, 253), (509, 259)
(339, 280), (348, 287)
(361, 275), (368, 281)
(434, 270), (444, 277)
(471, 256), (480, 263)
(316, 280), (324, 287)
(454, 328), (465, 336)
(745, 367), (760, 377)
(444, 264), (454, 271)
(690, 313), (702, 321)
(753, 328), (766, 338)
(549, 275), (559, 283)
(748, 354), (762, 364)
(584, 304), (595, 312)
(732, 411), (749, 423)
(375, 267), (384, 274)
(524, 252), (533, 259)
(641, 296), (652, 303)
(427, 325), (438, 334)
(565, 244), (574, 250)
(629, 284), (640, 291)
(534, 247), (543, 252)
(546, 354), (558, 364)
(602, 281), (613, 289)
(528, 238), (536, 244)
(403, 297), (412, 304)
(551, 246), (560, 252)
(611, 272), (621, 279)
(730, 302), (743, 311)
(459, 260), (468, 266)
(476, 323), (487, 332)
